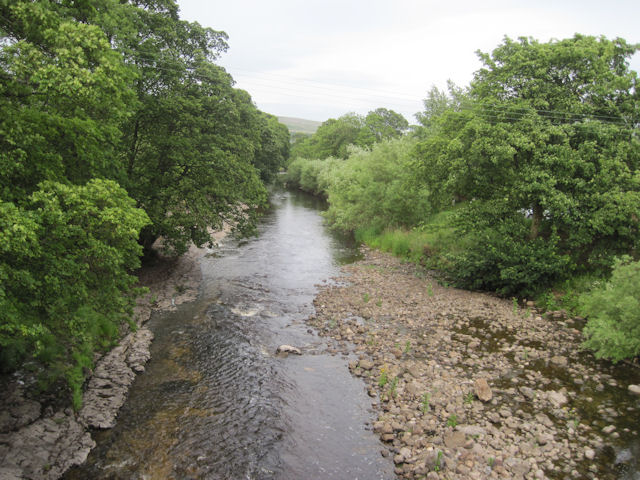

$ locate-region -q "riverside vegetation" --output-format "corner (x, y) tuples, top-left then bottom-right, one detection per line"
(286, 35), (640, 365)
(0, 0), (289, 409)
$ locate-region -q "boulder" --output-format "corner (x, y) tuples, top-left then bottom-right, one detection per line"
(628, 384), (640, 396)
(474, 378), (493, 402)
(276, 345), (302, 355)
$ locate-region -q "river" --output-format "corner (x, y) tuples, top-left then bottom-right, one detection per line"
(64, 188), (395, 479)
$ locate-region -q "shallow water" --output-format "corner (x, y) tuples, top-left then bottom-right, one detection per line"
(65, 189), (394, 480)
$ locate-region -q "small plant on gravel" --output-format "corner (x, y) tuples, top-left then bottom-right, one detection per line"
(376, 299), (382, 307)
(512, 296), (518, 315)
(463, 392), (474, 405)
(446, 414), (458, 428)
(427, 282), (434, 297)
(488, 456), (495, 468)
(389, 376), (399, 397)
(378, 366), (388, 387)
(421, 393), (431, 413)
(362, 293), (370, 303)
(404, 340), (412, 353)
(433, 450), (444, 472)
(150, 293), (158, 305)
(567, 407), (580, 429)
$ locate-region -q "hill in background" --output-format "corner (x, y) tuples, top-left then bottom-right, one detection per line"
(277, 116), (322, 135)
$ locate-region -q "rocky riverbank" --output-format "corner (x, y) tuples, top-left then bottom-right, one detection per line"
(0, 232), (226, 480)
(307, 247), (640, 480)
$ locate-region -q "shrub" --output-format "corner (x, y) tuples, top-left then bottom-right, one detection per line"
(580, 257), (640, 362)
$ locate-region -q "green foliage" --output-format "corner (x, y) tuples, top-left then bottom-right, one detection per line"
(324, 138), (430, 233)
(580, 257), (640, 362)
(0, 0), (282, 407)
(290, 109), (408, 160)
(0, 180), (149, 404)
(415, 35), (640, 295)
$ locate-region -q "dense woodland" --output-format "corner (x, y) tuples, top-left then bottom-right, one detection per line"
(286, 35), (640, 364)
(0, 0), (289, 407)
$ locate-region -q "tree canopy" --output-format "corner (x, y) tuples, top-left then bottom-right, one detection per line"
(290, 108), (409, 160)
(415, 35), (640, 294)
(0, 0), (289, 406)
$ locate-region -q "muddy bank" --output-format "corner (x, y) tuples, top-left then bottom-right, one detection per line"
(308, 247), (640, 480)
(0, 233), (225, 480)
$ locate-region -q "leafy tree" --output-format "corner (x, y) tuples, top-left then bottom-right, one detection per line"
(290, 108), (408, 161)
(0, 180), (149, 407)
(415, 35), (640, 294)
(363, 107), (409, 142)
(252, 113), (290, 183)
(0, 0), (135, 202)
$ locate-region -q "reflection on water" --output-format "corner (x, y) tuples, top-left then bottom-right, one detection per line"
(64, 188), (393, 480)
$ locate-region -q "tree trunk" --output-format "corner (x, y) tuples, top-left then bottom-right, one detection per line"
(529, 202), (543, 240)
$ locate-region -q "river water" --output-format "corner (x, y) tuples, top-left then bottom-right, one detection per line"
(65, 189), (395, 479)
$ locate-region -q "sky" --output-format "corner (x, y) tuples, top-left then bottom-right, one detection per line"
(177, 0), (640, 123)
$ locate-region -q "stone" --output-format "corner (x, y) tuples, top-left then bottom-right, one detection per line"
(547, 391), (568, 408)
(584, 448), (596, 460)
(602, 425), (616, 435)
(519, 386), (536, 400)
(628, 384), (640, 396)
(276, 345), (302, 355)
(358, 359), (374, 370)
(550, 355), (568, 367)
(444, 431), (466, 449)
(474, 378), (493, 402)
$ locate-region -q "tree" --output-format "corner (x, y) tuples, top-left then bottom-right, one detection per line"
(252, 113), (291, 183)
(363, 107), (409, 142)
(415, 35), (640, 294)
(0, 0), (135, 202)
(0, 180), (149, 408)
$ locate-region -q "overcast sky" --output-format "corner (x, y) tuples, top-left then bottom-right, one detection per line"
(177, 0), (640, 123)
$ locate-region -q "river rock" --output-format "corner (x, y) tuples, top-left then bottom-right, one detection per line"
(628, 384), (640, 396)
(444, 431), (466, 449)
(358, 359), (374, 370)
(602, 425), (616, 435)
(550, 356), (568, 367)
(547, 390), (568, 408)
(474, 378), (493, 402)
(276, 345), (302, 355)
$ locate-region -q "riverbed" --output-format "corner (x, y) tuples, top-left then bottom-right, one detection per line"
(64, 189), (395, 479)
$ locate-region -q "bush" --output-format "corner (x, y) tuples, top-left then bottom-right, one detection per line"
(580, 257), (640, 362)
(444, 202), (572, 296)
(324, 138), (430, 232)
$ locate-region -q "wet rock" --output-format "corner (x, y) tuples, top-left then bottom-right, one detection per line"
(602, 425), (616, 435)
(474, 378), (493, 402)
(628, 384), (640, 396)
(276, 345), (302, 355)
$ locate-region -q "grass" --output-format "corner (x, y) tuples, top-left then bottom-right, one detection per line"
(421, 393), (431, 413)
(354, 205), (466, 266)
(446, 414), (458, 428)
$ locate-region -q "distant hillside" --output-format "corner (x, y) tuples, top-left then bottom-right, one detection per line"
(277, 116), (322, 135)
